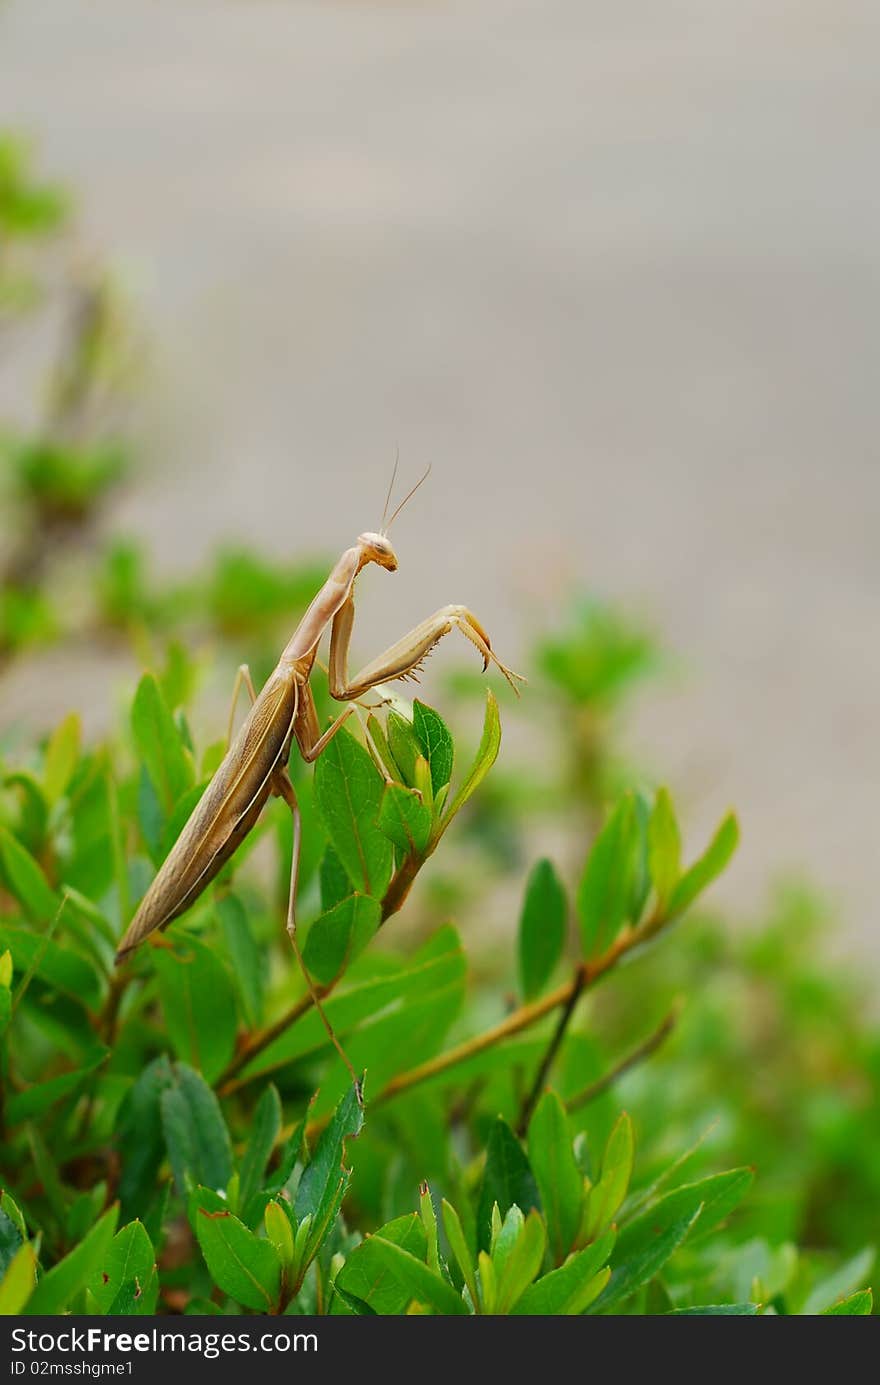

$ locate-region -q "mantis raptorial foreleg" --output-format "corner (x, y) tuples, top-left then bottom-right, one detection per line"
(328, 599), (524, 702)
(273, 769), (359, 1087)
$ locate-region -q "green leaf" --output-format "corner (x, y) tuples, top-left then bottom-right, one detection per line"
(319, 843), (353, 912)
(0, 1208), (23, 1277)
(25, 1205), (119, 1315)
(518, 858), (567, 1001)
(216, 892), (264, 1027)
(527, 1090), (582, 1263)
(368, 1235), (468, 1314)
(591, 1206), (702, 1312)
(302, 894), (381, 986)
(0, 1192), (26, 1240)
(583, 1111), (634, 1241)
(241, 925), (464, 1080)
(5, 1053), (108, 1125)
(160, 1062), (234, 1197)
(386, 712), (421, 787)
(821, 1289), (874, 1316)
(477, 1117), (540, 1252)
(803, 1247), (874, 1315)
(378, 783), (432, 855)
(0, 925), (101, 1010)
(595, 1167), (753, 1312)
(667, 812), (739, 918)
(89, 1221), (157, 1315)
(0, 1240), (39, 1314)
(131, 673), (194, 814)
(647, 787), (680, 911)
(0, 828), (59, 924)
(412, 701), (454, 795)
(239, 1084), (281, 1206)
(117, 1057), (174, 1218)
(313, 728), (393, 897)
(441, 1200), (479, 1312)
(264, 1201), (294, 1266)
(620, 1168), (753, 1249)
(333, 1213), (427, 1316)
(576, 793), (642, 958)
(442, 690), (501, 827)
(670, 1303), (759, 1315)
(192, 1190), (281, 1311)
(495, 1210), (546, 1314)
(513, 1229), (616, 1315)
(44, 712), (81, 803)
(420, 1184), (440, 1273)
(154, 930), (237, 1082)
(294, 1082), (364, 1256)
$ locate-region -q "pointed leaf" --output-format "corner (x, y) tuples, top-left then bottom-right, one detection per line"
(25, 1206), (119, 1315)
(159, 1062), (234, 1196)
(647, 787), (680, 911)
(294, 1083), (364, 1254)
(88, 1221), (157, 1315)
(131, 673), (193, 813)
(576, 794), (642, 958)
(513, 1229), (616, 1315)
(412, 701), (454, 795)
(442, 690), (501, 826)
(584, 1112), (634, 1241)
(668, 813), (739, 918)
(302, 894), (381, 986)
(591, 1206), (702, 1312)
(379, 783), (432, 855)
(313, 728), (393, 897)
(822, 1290), (873, 1316)
(0, 828), (59, 925)
(477, 1117), (540, 1252)
(192, 1190), (281, 1311)
(527, 1091), (582, 1263)
(44, 713), (81, 803)
(518, 858), (567, 1001)
(154, 931), (237, 1082)
(803, 1247), (874, 1315)
(368, 1235), (467, 1314)
(216, 892), (264, 1027)
(495, 1210), (546, 1313)
(0, 1240), (39, 1314)
(333, 1213), (427, 1316)
(239, 1084), (282, 1206)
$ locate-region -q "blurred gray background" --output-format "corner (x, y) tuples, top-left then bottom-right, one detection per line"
(2, 0), (878, 952)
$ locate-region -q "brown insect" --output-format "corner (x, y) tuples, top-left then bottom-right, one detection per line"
(115, 469), (522, 1077)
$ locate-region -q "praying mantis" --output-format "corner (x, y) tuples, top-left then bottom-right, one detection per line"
(114, 469), (523, 1078)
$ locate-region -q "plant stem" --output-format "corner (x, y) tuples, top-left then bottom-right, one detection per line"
(217, 991), (316, 1095)
(515, 969), (586, 1135)
(369, 917), (659, 1114)
(565, 1000), (681, 1112)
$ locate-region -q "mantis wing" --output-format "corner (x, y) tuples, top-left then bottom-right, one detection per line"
(116, 668), (299, 961)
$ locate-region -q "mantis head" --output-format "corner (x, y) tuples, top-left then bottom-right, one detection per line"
(357, 532), (399, 572)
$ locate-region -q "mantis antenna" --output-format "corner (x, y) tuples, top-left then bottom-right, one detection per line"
(382, 463), (432, 536)
(379, 448), (400, 532)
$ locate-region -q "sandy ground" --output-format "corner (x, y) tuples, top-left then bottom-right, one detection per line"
(1, 0), (879, 961)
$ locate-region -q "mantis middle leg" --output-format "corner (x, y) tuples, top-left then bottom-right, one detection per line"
(273, 768), (359, 1090)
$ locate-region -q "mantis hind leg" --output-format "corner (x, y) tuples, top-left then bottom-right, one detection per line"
(272, 769), (361, 1094)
